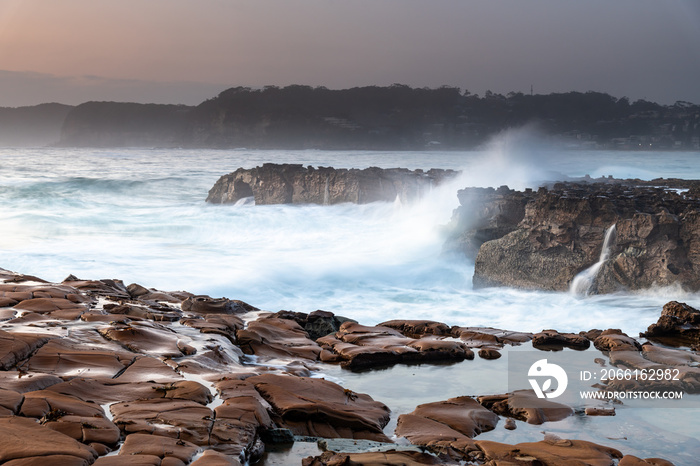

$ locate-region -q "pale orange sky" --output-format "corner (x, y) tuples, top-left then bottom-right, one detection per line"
(1, 0), (699, 106)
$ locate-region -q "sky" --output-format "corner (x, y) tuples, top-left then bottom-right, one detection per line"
(1, 0), (699, 107)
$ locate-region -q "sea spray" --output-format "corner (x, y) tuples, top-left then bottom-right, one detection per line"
(1, 148), (698, 336)
(570, 224), (617, 296)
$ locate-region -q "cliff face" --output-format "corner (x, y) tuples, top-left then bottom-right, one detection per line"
(0, 103), (73, 147)
(448, 182), (700, 293)
(206, 164), (459, 205)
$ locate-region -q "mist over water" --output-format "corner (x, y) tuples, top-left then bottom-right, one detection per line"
(1, 142), (699, 335)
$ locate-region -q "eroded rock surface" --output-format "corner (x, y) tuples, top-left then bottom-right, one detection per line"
(450, 182), (700, 292)
(206, 164), (458, 205)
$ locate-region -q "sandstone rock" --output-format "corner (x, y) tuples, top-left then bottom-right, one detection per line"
(111, 398), (214, 445)
(0, 387), (23, 415)
(302, 450), (450, 465)
(478, 390), (573, 424)
(593, 329), (642, 352)
(444, 185), (530, 259)
(642, 301), (700, 347)
(44, 415), (121, 445)
(451, 326), (532, 348)
(206, 164), (458, 205)
(118, 433), (200, 463)
(477, 347), (501, 359)
(236, 317), (321, 360)
(180, 314), (243, 342)
(317, 322), (472, 370)
(396, 396), (499, 445)
(20, 389), (106, 419)
(190, 450), (242, 466)
(0, 416), (98, 464)
(475, 438), (623, 465)
(182, 295), (257, 315)
(379, 319), (452, 338)
(250, 373), (391, 442)
(467, 183), (700, 292)
(26, 338), (132, 378)
(0, 329), (53, 370)
(532, 329), (591, 351)
(619, 455), (675, 466)
(98, 322), (193, 358)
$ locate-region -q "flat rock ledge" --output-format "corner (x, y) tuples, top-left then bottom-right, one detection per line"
(0, 267), (691, 465)
(206, 163), (458, 205)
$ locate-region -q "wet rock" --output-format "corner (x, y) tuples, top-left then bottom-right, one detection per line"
(396, 396), (498, 449)
(271, 309), (356, 341)
(236, 317), (321, 360)
(503, 418), (516, 430)
(302, 450), (450, 465)
(0, 416), (98, 464)
(206, 164), (458, 205)
(585, 407), (616, 416)
(451, 326), (532, 348)
(190, 450), (242, 466)
(641, 301), (700, 347)
(379, 319), (452, 338)
(61, 278), (131, 299)
(117, 433), (200, 463)
(180, 314), (243, 342)
(593, 329), (642, 352)
(111, 398), (214, 445)
(112, 356), (183, 384)
(0, 329), (53, 370)
(13, 297), (88, 313)
(0, 370), (63, 393)
(477, 347), (501, 359)
(0, 387), (24, 415)
(20, 389), (106, 419)
(478, 390), (574, 424)
(44, 415), (121, 445)
(317, 322), (472, 370)
(532, 329), (591, 351)
(475, 438), (623, 465)
(182, 295), (258, 315)
(619, 455), (675, 465)
(467, 183), (700, 292)
(26, 338), (132, 379)
(94, 455), (163, 466)
(46, 378), (212, 405)
(98, 322), (193, 358)
(250, 373), (391, 442)
(444, 185), (530, 259)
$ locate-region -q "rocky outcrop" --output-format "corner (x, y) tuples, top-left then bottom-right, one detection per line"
(206, 164), (458, 205)
(0, 267), (687, 465)
(641, 301), (700, 348)
(450, 181), (700, 292)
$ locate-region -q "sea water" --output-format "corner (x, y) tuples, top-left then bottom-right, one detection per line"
(2, 144), (700, 464)
(1, 145), (699, 336)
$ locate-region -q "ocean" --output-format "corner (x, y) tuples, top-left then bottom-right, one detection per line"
(1, 144), (699, 336)
(2, 142), (700, 464)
